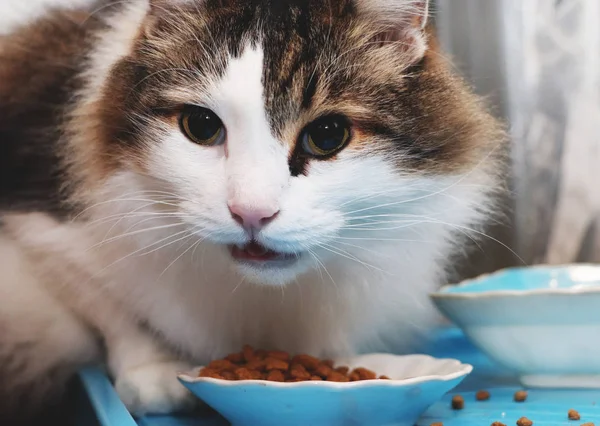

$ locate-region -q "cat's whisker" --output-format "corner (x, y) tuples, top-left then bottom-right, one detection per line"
(343, 151), (499, 217)
(87, 228), (194, 285)
(327, 240), (384, 257)
(347, 211), (428, 220)
(106, 189), (184, 201)
(346, 212), (439, 227)
(101, 201), (177, 239)
(154, 228), (215, 283)
(316, 242), (385, 273)
(136, 229), (194, 256)
(156, 234), (200, 281)
(346, 212), (434, 221)
(190, 230), (213, 265)
(85, 211), (193, 229)
(338, 213), (522, 264)
(343, 187), (467, 216)
(87, 222), (188, 251)
(307, 249), (338, 292)
(344, 220), (428, 228)
(343, 219), (421, 227)
(72, 197), (181, 221)
(341, 223), (427, 232)
(307, 249), (325, 283)
(330, 235), (435, 243)
(230, 275), (247, 296)
(337, 185), (416, 208)
(338, 182), (479, 209)
(190, 240), (202, 263)
(418, 219), (526, 265)
(119, 215), (186, 235)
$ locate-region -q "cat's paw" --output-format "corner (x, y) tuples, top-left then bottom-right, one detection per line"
(114, 361), (197, 416)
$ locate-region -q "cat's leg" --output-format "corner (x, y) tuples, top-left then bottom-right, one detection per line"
(0, 235), (99, 424)
(2, 212), (196, 416)
(105, 319), (197, 416)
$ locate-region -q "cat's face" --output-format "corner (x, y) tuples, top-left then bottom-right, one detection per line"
(95, 0), (500, 285)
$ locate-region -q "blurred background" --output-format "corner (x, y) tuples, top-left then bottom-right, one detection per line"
(434, 0), (600, 280)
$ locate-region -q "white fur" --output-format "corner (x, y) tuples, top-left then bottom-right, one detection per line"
(0, 0), (494, 416)
(114, 361), (197, 415)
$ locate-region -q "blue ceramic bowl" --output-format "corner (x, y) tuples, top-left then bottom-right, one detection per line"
(431, 264), (600, 389)
(178, 354), (472, 426)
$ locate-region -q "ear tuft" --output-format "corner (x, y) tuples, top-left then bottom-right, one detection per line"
(354, 0), (430, 62)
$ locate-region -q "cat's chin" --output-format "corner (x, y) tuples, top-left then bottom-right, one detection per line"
(228, 248), (310, 287)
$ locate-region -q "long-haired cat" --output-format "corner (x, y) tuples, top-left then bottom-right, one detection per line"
(0, 0), (504, 423)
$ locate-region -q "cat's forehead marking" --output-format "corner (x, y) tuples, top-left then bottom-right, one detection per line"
(213, 43), (267, 128)
(212, 43), (285, 155)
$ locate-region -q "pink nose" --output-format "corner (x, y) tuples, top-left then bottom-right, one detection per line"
(228, 203), (280, 231)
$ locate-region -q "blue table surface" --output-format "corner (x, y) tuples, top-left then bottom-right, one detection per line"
(77, 327), (600, 426)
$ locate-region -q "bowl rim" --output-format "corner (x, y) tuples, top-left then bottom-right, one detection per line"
(177, 353), (472, 388)
(431, 263), (600, 299)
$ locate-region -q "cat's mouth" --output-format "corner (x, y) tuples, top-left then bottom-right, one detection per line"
(228, 241), (298, 264)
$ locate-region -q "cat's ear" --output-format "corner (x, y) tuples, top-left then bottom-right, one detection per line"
(354, 0), (430, 62)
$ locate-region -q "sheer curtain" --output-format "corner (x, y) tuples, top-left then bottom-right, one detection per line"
(436, 0), (600, 276)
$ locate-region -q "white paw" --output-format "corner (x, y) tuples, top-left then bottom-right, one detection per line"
(114, 361), (197, 416)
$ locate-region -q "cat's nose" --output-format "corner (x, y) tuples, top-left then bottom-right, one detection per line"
(228, 203), (280, 231)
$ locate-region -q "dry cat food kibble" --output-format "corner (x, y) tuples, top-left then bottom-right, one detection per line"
(581, 423), (595, 426)
(451, 395), (464, 410)
(491, 422), (506, 426)
(568, 409), (581, 420)
(198, 345), (390, 382)
(429, 423), (443, 426)
(516, 417), (533, 426)
(476, 390), (491, 401)
(514, 390), (528, 402)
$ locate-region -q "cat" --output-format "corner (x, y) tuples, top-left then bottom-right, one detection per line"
(0, 0), (504, 423)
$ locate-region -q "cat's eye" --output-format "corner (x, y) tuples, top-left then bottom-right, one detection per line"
(179, 106), (225, 146)
(301, 115), (352, 157)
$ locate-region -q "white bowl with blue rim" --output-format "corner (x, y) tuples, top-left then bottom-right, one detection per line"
(178, 353), (472, 426)
(431, 264), (600, 389)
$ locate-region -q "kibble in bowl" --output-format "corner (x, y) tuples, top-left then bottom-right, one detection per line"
(178, 350), (472, 426)
(198, 346), (390, 383)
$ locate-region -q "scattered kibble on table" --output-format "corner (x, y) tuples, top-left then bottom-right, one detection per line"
(440, 388), (595, 426)
(568, 409), (581, 420)
(476, 390), (491, 401)
(514, 390), (528, 402)
(451, 395), (464, 410)
(516, 417), (533, 426)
